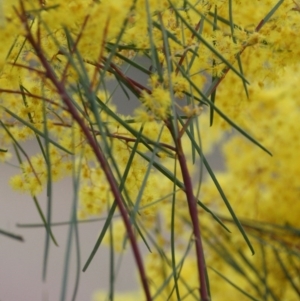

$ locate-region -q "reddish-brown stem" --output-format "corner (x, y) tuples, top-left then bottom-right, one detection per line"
(172, 11), (274, 298)
(175, 134), (209, 301)
(51, 122), (176, 152)
(80, 58), (152, 96)
(15, 2), (152, 300)
(102, 58), (152, 95)
(110, 133), (176, 152)
(9, 62), (46, 76)
(51, 119), (177, 152)
(60, 53), (153, 98)
(0, 88), (68, 111)
(159, 13), (208, 298)
(178, 117), (193, 139)
(165, 118), (208, 300)
(255, 19), (265, 32)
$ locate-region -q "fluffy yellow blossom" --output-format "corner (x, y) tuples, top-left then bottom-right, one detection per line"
(0, 1), (299, 301)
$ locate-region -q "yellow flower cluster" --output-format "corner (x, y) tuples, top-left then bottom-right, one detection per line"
(76, 125), (171, 220)
(0, 0), (299, 300)
(138, 78), (172, 120)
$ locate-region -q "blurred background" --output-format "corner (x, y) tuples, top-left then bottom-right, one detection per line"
(0, 57), (224, 301)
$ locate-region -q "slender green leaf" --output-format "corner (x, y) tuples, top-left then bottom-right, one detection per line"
(145, 0), (163, 80)
(42, 91), (53, 281)
(171, 0), (250, 84)
(60, 124), (81, 301)
(33, 196), (58, 246)
(228, 0), (249, 99)
(179, 120), (256, 250)
(107, 49), (152, 75)
(175, 62), (272, 156)
(83, 125), (150, 271)
(0, 228), (23, 241)
(170, 158), (181, 300)
(136, 148), (230, 232)
(256, 0), (284, 31)
(201, 152), (254, 254)
(209, 267), (262, 301)
(82, 202), (117, 272)
(158, 12), (178, 139)
(2, 107), (73, 155)
(210, 5), (218, 126)
(19, 85), (47, 159)
(274, 249), (300, 296)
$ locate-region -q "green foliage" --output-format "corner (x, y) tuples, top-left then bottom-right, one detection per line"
(0, 1), (299, 301)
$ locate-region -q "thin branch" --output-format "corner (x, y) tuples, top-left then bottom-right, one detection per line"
(15, 1), (152, 299)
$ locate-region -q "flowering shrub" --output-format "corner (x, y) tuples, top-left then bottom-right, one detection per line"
(1, 0), (299, 300)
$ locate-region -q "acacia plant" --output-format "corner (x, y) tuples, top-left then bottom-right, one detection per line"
(0, 0), (300, 301)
